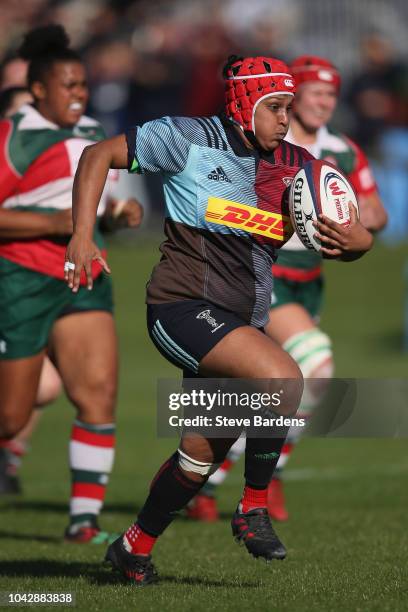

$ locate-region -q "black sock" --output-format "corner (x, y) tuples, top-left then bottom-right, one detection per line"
(244, 435), (287, 489)
(137, 452), (204, 536)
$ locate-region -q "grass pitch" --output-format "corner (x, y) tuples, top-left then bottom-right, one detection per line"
(0, 237), (407, 611)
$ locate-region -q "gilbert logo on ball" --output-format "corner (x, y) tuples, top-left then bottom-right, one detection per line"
(288, 160), (359, 252)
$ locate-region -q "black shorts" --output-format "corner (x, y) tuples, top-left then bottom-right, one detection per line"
(147, 299), (248, 376)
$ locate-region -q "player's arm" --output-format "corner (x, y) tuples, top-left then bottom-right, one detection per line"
(0, 120), (75, 239)
(347, 139), (388, 232)
(100, 196), (144, 232)
(72, 134), (128, 238)
(65, 134), (128, 292)
(358, 191), (387, 232)
(313, 203), (373, 261)
(0, 208), (73, 238)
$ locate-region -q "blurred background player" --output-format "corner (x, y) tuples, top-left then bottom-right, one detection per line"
(0, 76), (141, 500)
(187, 54), (387, 523)
(0, 25), (143, 541)
(0, 85), (63, 495)
(65, 54), (372, 585)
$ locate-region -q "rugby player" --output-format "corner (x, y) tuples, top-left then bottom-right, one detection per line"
(188, 55), (387, 523)
(0, 85), (63, 496)
(66, 55), (373, 584)
(0, 25), (142, 541)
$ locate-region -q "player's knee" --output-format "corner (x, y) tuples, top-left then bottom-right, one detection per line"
(67, 374), (117, 421)
(284, 329), (333, 380)
(177, 448), (221, 483)
(259, 352), (303, 417)
(258, 346), (303, 380)
(283, 329), (333, 413)
(0, 411), (30, 439)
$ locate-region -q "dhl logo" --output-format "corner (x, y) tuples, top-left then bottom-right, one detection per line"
(205, 197), (292, 241)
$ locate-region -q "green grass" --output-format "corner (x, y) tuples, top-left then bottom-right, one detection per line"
(1, 238), (407, 611)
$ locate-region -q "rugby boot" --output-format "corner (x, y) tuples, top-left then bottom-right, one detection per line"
(105, 535), (158, 586)
(186, 494), (219, 522)
(0, 448), (22, 495)
(267, 478), (289, 522)
(231, 507), (287, 561)
(64, 520), (118, 544)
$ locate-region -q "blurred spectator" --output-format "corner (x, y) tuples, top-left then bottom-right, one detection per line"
(0, 86), (33, 117)
(348, 32), (408, 241)
(85, 37), (135, 136)
(347, 32), (408, 155)
(0, 58), (28, 90)
(0, 0), (407, 230)
(181, 22), (232, 116)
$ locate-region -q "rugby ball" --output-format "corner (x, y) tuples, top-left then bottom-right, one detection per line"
(288, 160), (359, 251)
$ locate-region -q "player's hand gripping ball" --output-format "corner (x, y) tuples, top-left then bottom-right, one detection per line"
(289, 160), (359, 252)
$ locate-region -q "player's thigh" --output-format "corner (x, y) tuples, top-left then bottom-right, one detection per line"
(200, 325), (301, 379)
(50, 311), (118, 407)
(200, 327), (303, 416)
(0, 352), (45, 436)
(266, 303), (316, 346)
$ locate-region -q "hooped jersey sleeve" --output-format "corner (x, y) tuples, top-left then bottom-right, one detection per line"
(126, 116), (191, 175)
(0, 119), (22, 204)
(346, 137), (377, 197)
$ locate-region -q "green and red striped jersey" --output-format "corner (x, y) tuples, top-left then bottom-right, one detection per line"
(0, 104), (117, 280)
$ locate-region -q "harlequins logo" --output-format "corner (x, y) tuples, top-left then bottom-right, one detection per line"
(196, 309), (225, 333)
(208, 167), (231, 183)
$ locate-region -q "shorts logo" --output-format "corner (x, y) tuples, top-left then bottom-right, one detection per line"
(205, 197), (292, 242)
(196, 309), (225, 333)
(208, 167), (231, 183)
(0, 340), (7, 354)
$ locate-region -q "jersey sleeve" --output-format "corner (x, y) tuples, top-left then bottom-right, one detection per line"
(0, 120), (21, 204)
(346, 138), (377, 196)
(126, 116), (191, 175)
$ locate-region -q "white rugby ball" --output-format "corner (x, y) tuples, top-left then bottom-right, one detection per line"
(288, 160), (359, 252)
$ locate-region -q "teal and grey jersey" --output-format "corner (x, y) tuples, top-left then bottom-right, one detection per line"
(126, 115), (313, 327)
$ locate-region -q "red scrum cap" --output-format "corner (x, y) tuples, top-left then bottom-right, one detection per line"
(290, 55), (341, 92)
(224, 55), (296, 134)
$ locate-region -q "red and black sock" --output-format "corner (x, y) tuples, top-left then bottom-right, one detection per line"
(135, 452), (204, 539)
(237, 436), (287, 512)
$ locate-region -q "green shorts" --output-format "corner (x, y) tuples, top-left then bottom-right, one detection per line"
(0, 258), (114, 360)
(270, 275), (324, 319)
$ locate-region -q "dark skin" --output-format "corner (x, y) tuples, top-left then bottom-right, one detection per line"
(31, 61), (88, 128)
(0, 61), (143, 238)
(64, 95), (372, 480)
(64, 95), (372, 290)
(0, 60), (141, 439)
